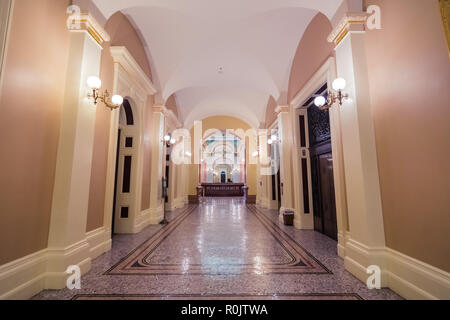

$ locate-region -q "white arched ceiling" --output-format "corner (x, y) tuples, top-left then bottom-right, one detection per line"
(93, 0), (343, 128)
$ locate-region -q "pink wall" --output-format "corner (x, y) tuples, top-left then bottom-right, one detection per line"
(264, 96), (278, 128)
(0, 0), (71, 264)
(288, 13), (334, 103)
(264, 13), (333, 128)
(165, 94), (179, 118)
(86, 12), (155, 231)
(364, 0), (450, 272)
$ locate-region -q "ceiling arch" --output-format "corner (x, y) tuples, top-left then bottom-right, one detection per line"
(93, 0), (342, 128)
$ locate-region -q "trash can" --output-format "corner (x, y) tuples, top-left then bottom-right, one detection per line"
(283, 210), (294, 226)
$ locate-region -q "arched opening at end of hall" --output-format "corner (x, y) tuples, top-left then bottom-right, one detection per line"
(297, 83), (338, 241)
(199, 131), (248, 198)
(111, 98), (136, 236)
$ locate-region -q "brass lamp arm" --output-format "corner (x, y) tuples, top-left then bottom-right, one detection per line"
(87, 89), (120, 110)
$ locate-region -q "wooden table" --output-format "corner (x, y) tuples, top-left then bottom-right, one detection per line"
(201, 183), (246, 197)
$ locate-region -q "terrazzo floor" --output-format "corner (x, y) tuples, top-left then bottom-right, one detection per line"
(32, 198), (402, 300)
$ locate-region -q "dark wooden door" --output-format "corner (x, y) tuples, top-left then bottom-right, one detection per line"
(310, 143), (338, 240)
(318, 152), (337, 239)
(308, 102), (338, 240)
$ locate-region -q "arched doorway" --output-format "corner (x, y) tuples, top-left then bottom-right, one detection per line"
(112, 99), (139, 234)
(200, 131), (248, 197)
(200, 131), (246, 184)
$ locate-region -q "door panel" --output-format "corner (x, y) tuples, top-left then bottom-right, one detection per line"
(319, 153), (337, 240)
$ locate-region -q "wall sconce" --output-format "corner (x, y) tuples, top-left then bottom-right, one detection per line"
(267, 134), (279, 145)
(163, 134), (177, 147)
(252, 151), (259, 157)
(314, 78), (349, 110)
(87, 76), (123, 110)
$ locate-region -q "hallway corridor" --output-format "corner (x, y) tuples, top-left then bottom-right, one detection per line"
(33, 198), (401, 300)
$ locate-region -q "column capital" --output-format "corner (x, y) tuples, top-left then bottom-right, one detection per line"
(327, 12), (368, 47)
(153, 105), (182, 129)
(275, 105), (290, 115)
(152, 105), (167, 114)
(67, 12), (110, 46)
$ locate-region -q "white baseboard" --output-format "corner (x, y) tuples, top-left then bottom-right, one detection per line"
(133, 209), (152, 233)
(0, 249), (48, 300)
(385, 248), (450, 300)
(343, 237), (450, 300)
(86, 227), (112, 260)
(166, 197), (187, 211)
(44, 240), (92, 289)
(337, 232), (346, 258)
(148, 204), (164, 224)
(0, 229), (113, 300)
(257, 197), (269, 209)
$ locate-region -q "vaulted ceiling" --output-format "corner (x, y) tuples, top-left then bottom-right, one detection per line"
(93, 0), (342, 128)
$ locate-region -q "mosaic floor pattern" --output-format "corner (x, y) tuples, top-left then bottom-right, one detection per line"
(105, 203), (330, 275)
(32, 198), (403, 300)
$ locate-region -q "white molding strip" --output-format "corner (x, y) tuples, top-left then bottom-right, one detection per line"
(343, 237), (450, 300)
(0, 249), (47, 300)
(166, 197), (187, 212)
(86, 227), (112, 260)
(0, 0), (13, 99)
(385, 248), (450, 300)
(0, 230), (111, 300)
(110, 46), (157, 95)
(148, 204), (165, 225)
(290, 56), (335, 109)
(133, 208), (154, 233)
(68, 13), (111, 46)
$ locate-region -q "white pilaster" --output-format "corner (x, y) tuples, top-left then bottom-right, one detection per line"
(277, 106), (295, 217)
(46, 19), (108, 289)
(148, 106), (165, 223)
(331, 13), (387, 283)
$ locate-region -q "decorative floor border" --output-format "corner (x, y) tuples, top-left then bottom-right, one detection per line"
(104, 203), (331, 275)
(72, 293), (363, 300)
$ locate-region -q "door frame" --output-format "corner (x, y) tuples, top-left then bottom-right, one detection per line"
(103, 46), (157, 235)
(266, 121), (281, 210)
(290, 56), (349, 257)
(0, 0), (13, 95)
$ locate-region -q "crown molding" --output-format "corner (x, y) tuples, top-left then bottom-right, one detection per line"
(67, 13), (110, 46)
(328, 12), (368, 47)
(275, 105), (289, 115)
(110, 46), (157, 95)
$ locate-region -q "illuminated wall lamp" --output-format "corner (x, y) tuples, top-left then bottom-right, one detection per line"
(314, 78), (349, 110)
(267, 134), (278, 145)
(87, 76), (123, 110)
(163, 134), (177, 147)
